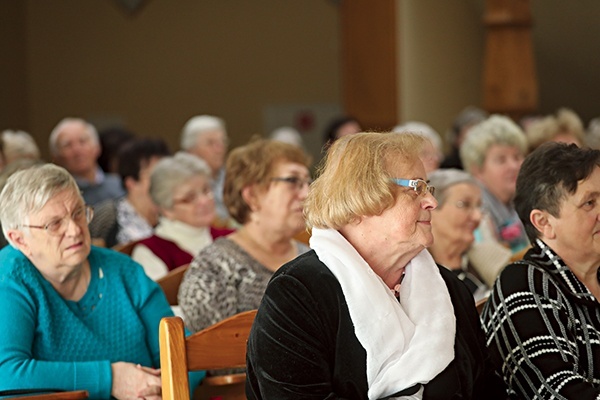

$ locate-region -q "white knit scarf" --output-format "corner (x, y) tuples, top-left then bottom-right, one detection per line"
(310, 228), (456, 400)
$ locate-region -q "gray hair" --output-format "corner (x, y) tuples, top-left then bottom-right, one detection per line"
(428, 168), (478, 206)
(392, 121), (442, 153)
(392, 121), (443, 155)
(0, 164), (81, 245)
(525, 108), (584, 151)
(180, 115), (226, 151)
(586, 117), (600, 149)
(48, 118), (99, 157)
(1, 130), (41, 164)
(149, 151), (211, 209)
(460, 115), (527, 174)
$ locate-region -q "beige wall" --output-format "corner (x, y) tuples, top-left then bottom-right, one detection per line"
(23, 0), (341, 159)
(532, 0), (600, 123)
(4, 1), (600, 161)
(397, 0), (484, 139)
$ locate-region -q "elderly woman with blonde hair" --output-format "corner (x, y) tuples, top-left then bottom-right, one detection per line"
(246, 132), (506, 399)
(460, 115), (529, 254)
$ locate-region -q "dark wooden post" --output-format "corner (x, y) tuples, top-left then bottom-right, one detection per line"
(340, 0), (398, 130)
(483, 0), (538, 121)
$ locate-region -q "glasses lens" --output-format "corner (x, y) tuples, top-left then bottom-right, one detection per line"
(85, 206), (94, 223)
(46, 219), (65, 235)
(414, 180), (425, 195)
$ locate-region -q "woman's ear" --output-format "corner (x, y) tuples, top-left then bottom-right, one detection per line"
(7, 229), (30, 255)
(241, 185), (260, 213)
(123, 176), (137, 192)
(530, 209), (555, 240)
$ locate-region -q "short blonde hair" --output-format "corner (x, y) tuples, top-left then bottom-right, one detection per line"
(460, 115), (527, 174)
(224, 138), (311, 225)
(305, 132), (423, 230)
(526, 108), (584, 151)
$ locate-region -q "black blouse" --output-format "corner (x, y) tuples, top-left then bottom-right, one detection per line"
(246, 250), (506, 399)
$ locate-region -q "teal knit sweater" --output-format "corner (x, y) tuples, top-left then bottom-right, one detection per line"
(0, 245), (204, 398)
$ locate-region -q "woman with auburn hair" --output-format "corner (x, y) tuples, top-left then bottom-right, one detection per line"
(178, 138), (312, 334)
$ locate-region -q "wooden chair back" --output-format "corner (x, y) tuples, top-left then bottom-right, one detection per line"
(159, 310), (257, 400)
(157, 263), (190, 305)
(111, 240), (140, 256)
(8, 390), (88, 399)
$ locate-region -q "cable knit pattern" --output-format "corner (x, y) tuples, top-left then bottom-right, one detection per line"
(0, 245), (204, 399)
(178, 237), (309, 333)
(481, 239), (600, 399)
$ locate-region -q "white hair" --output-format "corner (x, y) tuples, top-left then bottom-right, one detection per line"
(48, 118), (99, 157)
(1, 130), (41, 164)
(149, 151), (211, 209)
(0, 164), (81, 246)
(180, 115), (226, 151)
(392, 121), (443, 153)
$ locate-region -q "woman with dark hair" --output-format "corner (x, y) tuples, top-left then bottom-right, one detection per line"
(323, 116), (361, 151)
(89, 137), (170, 247)
(482, 142), (600, 399)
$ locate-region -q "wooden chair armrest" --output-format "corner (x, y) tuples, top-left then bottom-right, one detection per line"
(203, 373), (247, 386)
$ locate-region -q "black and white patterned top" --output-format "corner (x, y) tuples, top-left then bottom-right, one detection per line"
(481, 239), (600, 399)
(178, 237), (309, 333)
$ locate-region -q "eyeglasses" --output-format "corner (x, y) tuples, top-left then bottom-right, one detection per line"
(455, 200), (485, 214)
(391, 178), (435, 196)
(22, 205), (94, 236)
(271, 176), (312, 190)
(173, 187), (214, 205)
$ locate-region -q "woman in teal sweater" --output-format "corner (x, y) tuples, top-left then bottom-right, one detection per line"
(0, 163), (203, 399)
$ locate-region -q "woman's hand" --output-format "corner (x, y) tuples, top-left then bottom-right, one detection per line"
(111, 362), (162, 400)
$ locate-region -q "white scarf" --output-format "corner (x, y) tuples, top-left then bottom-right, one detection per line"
(310, 228), (456, 400)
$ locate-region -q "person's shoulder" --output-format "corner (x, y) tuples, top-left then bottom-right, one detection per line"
(497, 260), (548, 290)
(436, 264), (477, 304)
(89, 246), (142, 274)
(209, 226), (235, 240)
(0, 246), (31, 279)
(273, 250), (337, 287)
(92, 198), (118, 216)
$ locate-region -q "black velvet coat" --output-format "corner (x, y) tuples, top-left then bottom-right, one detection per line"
(246, 250), (506, 400)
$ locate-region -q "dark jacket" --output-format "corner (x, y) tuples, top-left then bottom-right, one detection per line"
(246, 250), (506, 400)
